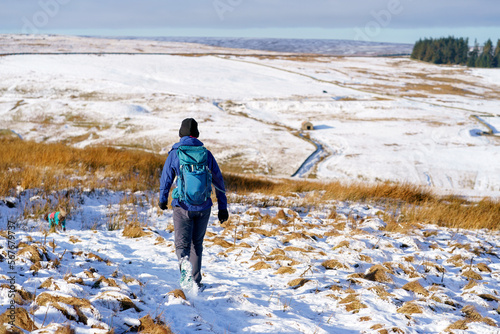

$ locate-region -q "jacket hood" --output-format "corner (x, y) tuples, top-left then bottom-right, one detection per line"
(172, 136), (204, 149)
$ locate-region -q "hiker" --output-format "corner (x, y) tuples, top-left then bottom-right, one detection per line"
(43, 209), (67, 231)
(159, 118), (228, 288)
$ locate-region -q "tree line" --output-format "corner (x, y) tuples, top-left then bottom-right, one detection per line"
(411, 37), (500, 68)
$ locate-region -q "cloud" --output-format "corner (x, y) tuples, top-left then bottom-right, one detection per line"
(1, 0), (499, 32)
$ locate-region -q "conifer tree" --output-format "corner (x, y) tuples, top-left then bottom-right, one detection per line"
(477, 39), (493, 68)
(458, 38), (469, 64)
(467, 40), (480, 67)
(493, 39), (500, 67)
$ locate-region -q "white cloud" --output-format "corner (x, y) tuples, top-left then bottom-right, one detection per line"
(1, 0), (499, 40)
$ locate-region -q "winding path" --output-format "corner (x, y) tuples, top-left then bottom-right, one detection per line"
(291, 135), (328, 178)
(213, 101), (332, 178)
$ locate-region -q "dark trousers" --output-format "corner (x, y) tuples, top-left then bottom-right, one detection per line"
(173, 206), (211, 284)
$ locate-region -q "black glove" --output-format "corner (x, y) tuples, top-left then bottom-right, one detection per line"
(158, 202), (168, 210)
(218, 209), (229, 223)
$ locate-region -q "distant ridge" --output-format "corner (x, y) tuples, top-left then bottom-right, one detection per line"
(0, 34), (412, 56)
(117, 36), (413, 56)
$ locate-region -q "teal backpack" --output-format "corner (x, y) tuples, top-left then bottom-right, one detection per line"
(172, 146), (212, 206)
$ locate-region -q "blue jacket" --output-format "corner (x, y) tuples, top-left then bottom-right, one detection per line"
(159, 136), (227, 211)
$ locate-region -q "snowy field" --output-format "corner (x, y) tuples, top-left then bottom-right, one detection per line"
(1, 190), (500, 333)
(1, 35), (499, 198)
(0, 35), (500, 333)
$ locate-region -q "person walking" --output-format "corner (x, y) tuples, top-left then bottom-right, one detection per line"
(159, 118), (228, 289)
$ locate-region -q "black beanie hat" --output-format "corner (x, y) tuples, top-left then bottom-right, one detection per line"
(179, 118), (199, 138)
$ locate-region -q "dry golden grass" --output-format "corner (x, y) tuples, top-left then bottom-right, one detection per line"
(446, 319), (469, 331)
(274, 266), (296, 275)
(39, 277), (60, 291)
(401, 198), (500, 230)
(402, 280), (430, 297)
(422, 261), (445, 273)
(138, 315), (174, 334)
(269, 248), (286, 256)
(365, 265), (393, 283)
(461, 269), (483, 281)
(168, 289), (187, 300)
(447, 254), (465, 268)
(122, 275), (143, 286)
(0, 138), (164, 196)
(287, 278), (311, 289)
(476, 263), (492, 273)
(322, 259), (348, 270)
(2, 139), (498, 231)
(0, 307), (37, 332)
(17, 245), (39, 262)
(368, 286), (394, 301)
(123, 221), (150, 238)
(445, 305), (498, 331)
(397, 301), (423, 315)
(250, 261), (272, 270)
(54, 325), (75, 334)
(404, 83), (477, 96)
(87, 252), (111, 265)
(478, 294), (500, 302)
(423, 230), (438, 237)
(463, 279), (478, 290)
(209, 237), (234, 248)
(225, 173), (433, 204)
(64, 274), (85, 285)
(359, 254), (372, 263)
(333, 240), (350, 250)
(283, 246), (309, 253)
(93, 276), (119, 289)
(36, 292), (97, 325)
(95, 291), (141, 312)
(338, 294), (368, 313)
(226, 173), (499, 230)
(0, 284), (34, 305)
(69, 236), (81, 244)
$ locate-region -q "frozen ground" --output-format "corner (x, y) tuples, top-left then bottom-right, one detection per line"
(1, 190), (499, 333)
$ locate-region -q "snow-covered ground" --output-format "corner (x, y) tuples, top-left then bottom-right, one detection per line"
(121, 36), (414, 56)
(1, 190), (499, 333)
(1, 37), (499, 197)
(1, 35), (500, 334)
(0, 35), (412, 56)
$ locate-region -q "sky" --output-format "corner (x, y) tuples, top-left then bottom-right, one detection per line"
(0, 0), (499, 44)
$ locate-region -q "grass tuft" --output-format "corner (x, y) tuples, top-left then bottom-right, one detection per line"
(402, 280), (430, 297)
(339, 294), (368, 313)
(138, 315), (174, 334)
(397, 301), (423, 315)
(274, 266), (296, 275)
(0, 307), (37, 332)
(287, 278), (311, 289)
(322, 259), (348, 270)
(250, 261), (272, 271)
(461, 269), (483, 281)
(123, 221), (150, 238)
(168, 289), (187, 300)
(365, 265), (393, 283)
(55, 324), (76, 334)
